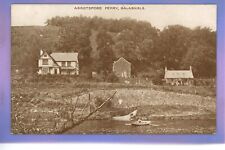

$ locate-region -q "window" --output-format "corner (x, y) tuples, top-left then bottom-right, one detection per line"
(44, 54), (47, 57)
(62, 62), (66, 67)
(42, 59), (48, 65)
(67, 62), (71, 67)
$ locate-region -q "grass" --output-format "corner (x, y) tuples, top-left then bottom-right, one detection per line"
(11, 74), (216, 134)
(12, 75), (215, 97)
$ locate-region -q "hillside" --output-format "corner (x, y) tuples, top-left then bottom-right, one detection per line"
(11, 16), (216, 78)
(12, 26), (60, 71)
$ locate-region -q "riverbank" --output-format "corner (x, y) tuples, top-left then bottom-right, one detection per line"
(11, 81), (216, 134)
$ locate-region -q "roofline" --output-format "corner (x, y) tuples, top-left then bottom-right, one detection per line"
(50, 52), (78, 62)
(51, 52), (78, 54)
(165, 66), (193, 72)
(39, 50), (60, 67)
(55, 60), (78, 62)
(166, 70), (192, 72)
(114, 57), (131, 64)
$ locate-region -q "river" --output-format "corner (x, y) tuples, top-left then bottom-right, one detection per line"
(64, 118), (215, 134)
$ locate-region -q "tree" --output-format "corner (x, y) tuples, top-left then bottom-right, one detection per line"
(182, 27), (216, 77)
(12, 16), (216, 78)
(96, 30), (115, 75)
(56, 22), (92, 74)
(158, 25), (191, 69)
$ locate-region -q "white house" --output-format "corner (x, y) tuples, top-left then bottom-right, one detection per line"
(38, 50), (79, 75)
(164, 66), (194, 86)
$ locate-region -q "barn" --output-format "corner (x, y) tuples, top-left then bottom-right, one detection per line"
(113, 57), (131, 78)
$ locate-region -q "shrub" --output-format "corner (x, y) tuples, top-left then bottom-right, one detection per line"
(106, 73), (119, 83)
(92, 73), (105, 82)
(152, 76), (163, 85)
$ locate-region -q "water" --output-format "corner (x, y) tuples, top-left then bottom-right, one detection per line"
(64, 119), (216, 134)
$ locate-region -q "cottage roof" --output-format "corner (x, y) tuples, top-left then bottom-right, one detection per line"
(50, 52), (78, 62)
(164, 70), (194, 79)
(114, 57), (131, 64)
(39, 51), (60, 67)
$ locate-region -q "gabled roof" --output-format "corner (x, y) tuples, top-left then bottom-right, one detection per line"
(165, 70), (194, 79)
(40, 50), (60, 67)
(50, 52), (78, 62)
(113, 57), (131, 64)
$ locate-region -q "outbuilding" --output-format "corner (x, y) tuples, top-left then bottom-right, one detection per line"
(113, 57), (131, 78)
(164, 66), (194, 86)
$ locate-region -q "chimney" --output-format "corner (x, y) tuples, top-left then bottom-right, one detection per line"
(40, 49), (43, 56)
(190, 66), (192, 71)
(165, 66), (167, 72)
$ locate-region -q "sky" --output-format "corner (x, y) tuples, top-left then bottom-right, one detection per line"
(11, 4), (216, 31)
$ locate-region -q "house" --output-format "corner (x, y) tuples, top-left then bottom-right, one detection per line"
(113, 57), (131, 78)
(38, 50), (79, 75)
(164, 66), (194, 86)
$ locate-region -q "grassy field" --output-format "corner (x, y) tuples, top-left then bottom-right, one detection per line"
(11, 76), (216, 134)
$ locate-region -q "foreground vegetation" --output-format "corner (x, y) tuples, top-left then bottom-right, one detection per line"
(11, 75), (216, 134)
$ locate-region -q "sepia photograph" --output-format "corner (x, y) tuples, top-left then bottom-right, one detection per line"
(11, 4), (216, 135)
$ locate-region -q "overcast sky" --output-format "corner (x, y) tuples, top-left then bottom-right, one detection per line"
(11, 4), (216, 31)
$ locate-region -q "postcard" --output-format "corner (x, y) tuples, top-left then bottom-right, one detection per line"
(10, 4), (217, 135)
(0, 0), (224, 143)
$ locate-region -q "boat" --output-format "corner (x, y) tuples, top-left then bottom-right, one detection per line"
(112, 110), (137, 121)
(131, 119), (151, 126)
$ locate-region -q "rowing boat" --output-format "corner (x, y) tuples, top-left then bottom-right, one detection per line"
(131, 119), (151, 126)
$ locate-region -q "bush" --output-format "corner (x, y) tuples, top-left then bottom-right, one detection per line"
(193, 78), (215, 86)
(106, 73), (119, 83)
(92, 72), (105, 82)
(152, 76), (163, 85)
(36, 75), (71, 83)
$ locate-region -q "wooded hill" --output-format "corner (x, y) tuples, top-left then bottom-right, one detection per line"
(12, 16), (216, 78)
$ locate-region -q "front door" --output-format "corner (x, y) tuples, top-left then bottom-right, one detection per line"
(42, 67), (49, 74)
(54, 69), (57, 74)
